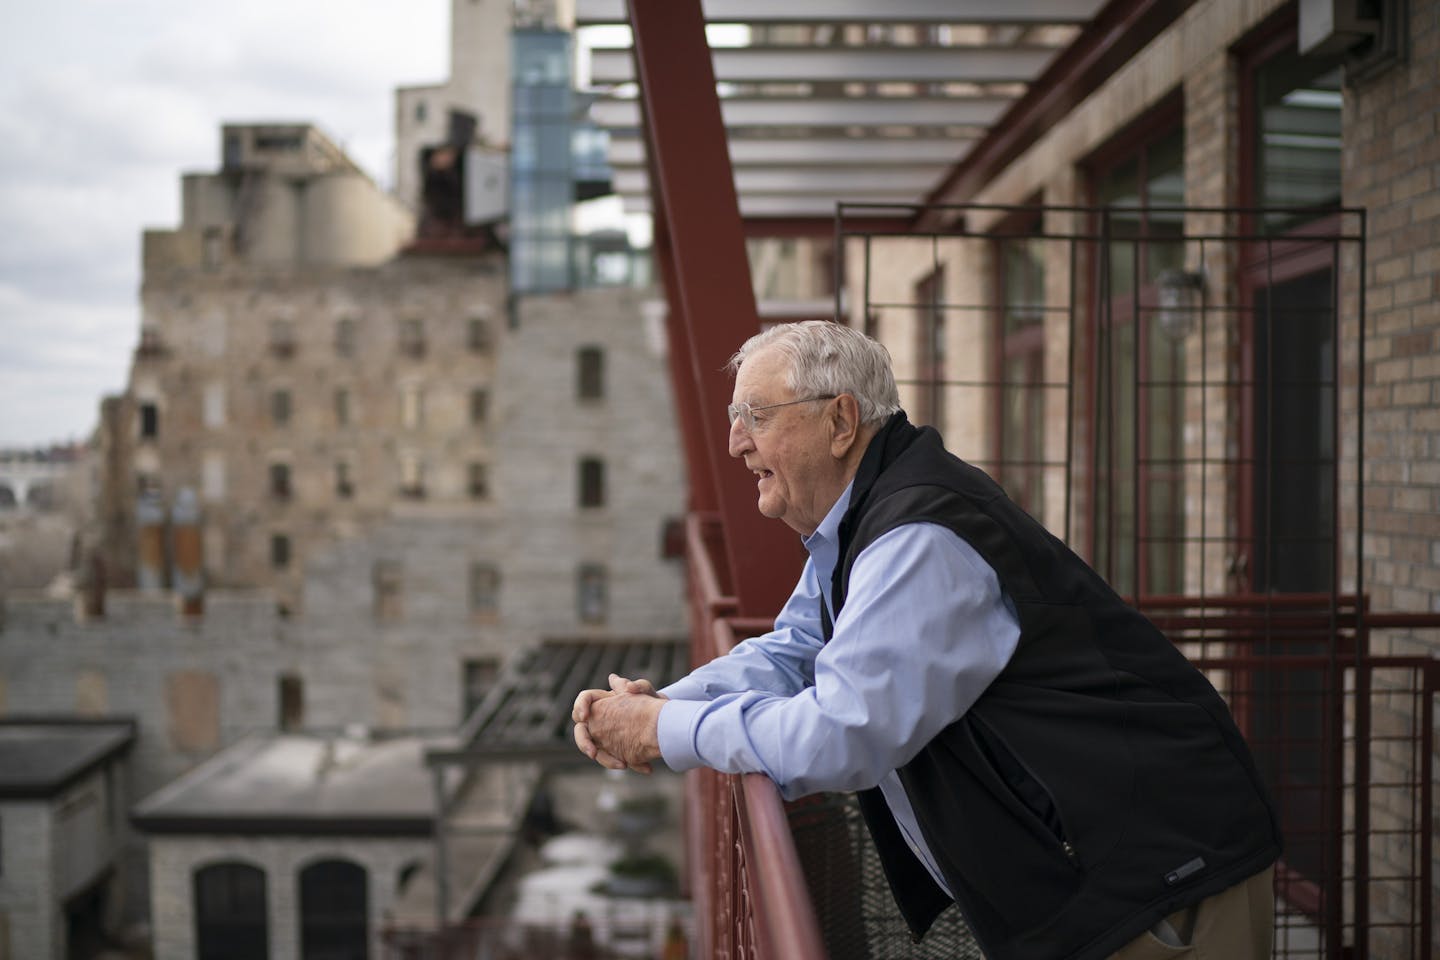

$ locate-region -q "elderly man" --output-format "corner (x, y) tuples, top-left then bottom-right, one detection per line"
(573, 321), (1279, 960)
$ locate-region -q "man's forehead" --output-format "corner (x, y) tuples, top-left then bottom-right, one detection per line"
(736, 346), (789, 385)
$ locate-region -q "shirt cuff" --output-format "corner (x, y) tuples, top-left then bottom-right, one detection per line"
(659, 677), (708, 701)
(656, 698), (707, 771)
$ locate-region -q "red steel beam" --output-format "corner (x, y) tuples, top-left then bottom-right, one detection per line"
(629, 0), (804, 617)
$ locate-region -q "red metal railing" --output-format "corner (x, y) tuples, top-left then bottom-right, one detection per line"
(683, 513), (828, 960)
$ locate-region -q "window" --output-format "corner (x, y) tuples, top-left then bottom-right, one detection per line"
(255, 132), (302, 152)
(399, 455), (425, 499)
(399, 318), (426, 358)
(139, 402), (159, 440)
(660, 518), (685, 560)
(269, 319), (295, 357)
(335, 462), (354, 499)
(468, 462), (490, 500)
(461, 658), (499, 719)
(469, 563), (500, 618)
(268, 463), (291, 500)
(992, 210), (1047, 517)
(203, 453), (226, 502)
(1088, 103), (1186, 597)
(373, 561), (402, 622)
(194, 863), (269, 960)
(1252, 51), (1342, 235)
(400, 385), (424, 429)
(1237, 21), (1346, 902)
(577, 564), (608, 624)
(914, 268), (946, 433)
(334, 318), (356, 357)
(578, 458), (605, 508)
(270, 534), (290, 569)
(269, 389), (291, 426)
(278, 674), (304, 731)
(334, 388), (350, 427)
(467, 317), (492, 352)
(203, 384), (225, 428)
(577, 346), (604, 400)
(469, 388), (490, 424)
(203, 228), (224, 269)
(299, 860), (368, 960)
(414, 100), (428, 125)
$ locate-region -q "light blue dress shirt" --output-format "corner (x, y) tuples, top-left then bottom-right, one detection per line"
(657, 481), (1021, 896)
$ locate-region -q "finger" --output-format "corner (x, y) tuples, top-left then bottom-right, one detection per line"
(572, 688), (612, 723)
(595, 749), (628, 771)
(632, 761), (654, 774)
(573, 721), (598, 760)
(608, 673), (631, 694)
(576, 723), (627, 769)
(623, 678), (662, 698)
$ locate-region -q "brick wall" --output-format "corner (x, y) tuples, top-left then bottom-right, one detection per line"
(1343, 0), (1440, 620)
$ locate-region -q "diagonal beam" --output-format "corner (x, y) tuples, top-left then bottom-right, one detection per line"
(630, 0), (807, 617)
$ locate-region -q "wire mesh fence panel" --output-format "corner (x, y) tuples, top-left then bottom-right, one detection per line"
(787, 793), (984, 960)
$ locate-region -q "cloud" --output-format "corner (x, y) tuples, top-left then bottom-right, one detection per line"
(0, 0), (449, 447)
(0, 284), (134, 446)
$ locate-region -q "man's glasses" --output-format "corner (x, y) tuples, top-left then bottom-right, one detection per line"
(726, 395), (836, 432)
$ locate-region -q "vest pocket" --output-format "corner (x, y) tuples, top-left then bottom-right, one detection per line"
(968, 713), (1079, 865)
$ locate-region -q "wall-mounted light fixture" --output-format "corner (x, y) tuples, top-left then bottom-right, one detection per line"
(1156, 268), (1206, 341)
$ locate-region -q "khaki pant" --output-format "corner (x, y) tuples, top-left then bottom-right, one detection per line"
(1109, 866), (1275, 960)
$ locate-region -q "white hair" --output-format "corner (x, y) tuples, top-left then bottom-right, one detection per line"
(727, 320), (901, 426)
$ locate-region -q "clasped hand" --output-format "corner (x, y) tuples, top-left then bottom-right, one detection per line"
(572, 673), (668, 773)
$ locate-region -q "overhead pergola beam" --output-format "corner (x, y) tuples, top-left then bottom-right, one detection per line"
(591, 95), (1013, 129)
(606, 135), (976, 167)
(590, 45), (1061, 85)
(578, 0), (1099, 26)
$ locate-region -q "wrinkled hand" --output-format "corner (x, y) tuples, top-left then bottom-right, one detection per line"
(572, 674), (668, 773)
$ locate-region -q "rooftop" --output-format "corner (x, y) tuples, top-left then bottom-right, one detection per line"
(132, 731), (469, 835)
(0, 718), (136, 799)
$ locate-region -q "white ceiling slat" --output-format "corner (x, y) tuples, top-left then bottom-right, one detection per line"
(613, 167), (949, 195)
(606, 136), (975, 167)
(576, 0), (1100, 26)
(583, 0), (1107, 220)
(590, 96), (1013, 129)
(622, 194), (922, 218)
(590, 46), (1059, 85)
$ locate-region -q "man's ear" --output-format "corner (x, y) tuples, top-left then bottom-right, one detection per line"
(829, 394), (862, 458)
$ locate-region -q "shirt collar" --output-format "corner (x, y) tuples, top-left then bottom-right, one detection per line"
(802, 479), (854, 557)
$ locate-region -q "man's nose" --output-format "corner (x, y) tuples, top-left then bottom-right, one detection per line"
(727, 417), (752, 457)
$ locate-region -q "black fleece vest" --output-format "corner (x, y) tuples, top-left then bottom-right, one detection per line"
(823, 414), (1280, 960)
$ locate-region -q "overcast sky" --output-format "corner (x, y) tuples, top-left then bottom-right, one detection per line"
(0, 0), (451, 448)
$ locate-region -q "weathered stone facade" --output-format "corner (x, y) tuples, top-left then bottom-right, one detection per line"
(0, 102), (687, 954)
